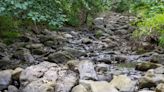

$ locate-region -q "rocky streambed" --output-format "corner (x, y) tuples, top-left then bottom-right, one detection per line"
(0, 12), (164, 92)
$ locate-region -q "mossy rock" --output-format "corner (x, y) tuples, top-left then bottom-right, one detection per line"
(135, 62), (161, 71)
(117, 62), (138, 68)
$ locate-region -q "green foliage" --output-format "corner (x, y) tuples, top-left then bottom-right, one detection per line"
(111, 0), (133, 13)
(131, 0), (164, 47)
(0, 0), (109, 28)
(0, 0), (67, 28)
(130, 0), (164, 17)
(0, 16), (19, 32)
(0, 31), (21, 45)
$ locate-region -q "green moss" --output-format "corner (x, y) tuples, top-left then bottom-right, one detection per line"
(0, 31), (21, 45)
(0, 16), (20, 32)
(117, 62), (138, 68)
(95, 30), (103, 38)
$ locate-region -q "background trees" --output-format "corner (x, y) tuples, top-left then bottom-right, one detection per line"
(0, 0), (164, 47)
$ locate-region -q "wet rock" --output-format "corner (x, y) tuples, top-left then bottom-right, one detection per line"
(78, 60), (98, 80)
(109, 75), (136, 92)
(139, 69), (164, 89)
(136, 62), (161, 71)
(55, 70), (78, 92)
(8, 85), (18, 92)
(79, 80), (119, 92)
(150, 54), (164, 65)
(0, 70), (13, 90)
(156, 83), (164, 92)
(12, 67), (23, 81)
(71, 84), (87, 92)
(48, 51), (74, 64)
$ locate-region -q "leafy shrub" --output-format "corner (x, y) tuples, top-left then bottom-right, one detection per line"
(0, 16), (19, 32)
(132, 0), (164, 47)
(110, 0), (132, 13)
(0, 0), (110, 28)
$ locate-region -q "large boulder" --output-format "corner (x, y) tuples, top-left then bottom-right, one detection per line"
(156, 83), (164, 92)
(62, 47), (86, 58)
(8, 85), (18, 92)
(139, 69), (164, 89)
(48, 51), (74, 64)
(12, 67), (24, 81)
(138, 90), (155, 92)
(78, 60), (98, 80)
(150, 54), (164, 65)
(95, 63), (112, 81)
(79, 80), (119, 92)
(0, 70), (13, 90)
(20, 62), (78, 92)
(13, 48), (36, 64)
(22, 78), (55, 92)
(109, 75), (136, 92)
(20, 62), (59, 86)
(136, 62), (161, 71)
(55, 70), (78, 92)
(71, 84), (87, 92)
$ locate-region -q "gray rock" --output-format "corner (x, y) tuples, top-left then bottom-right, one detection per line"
(12, 67), (23, 81)
(95, 64), (112, 81)
(67, 60), (79, 71)
(62, 47), (86, 58)
(64, 33), (73, 38)
(20, 61), (78, 92)
(22, 78), (55, 92)
(79, 80), (119, 92)
(0, 56), (11, 69)
(150, 54), (164, 65)
(48, 51), (74, 64)
(71, 84), (87, 92)
(78, 60), (98, 80)
(0, 70), (12, 90)
(138, 90), (155, 92)
(115, 29), (128, 35)
(139, 69), (164, 89)
(81, 38), (93, 44)
(156, 83), (164, 92)
(109, 75), (136, 92)
(8, 85), (18, 92)
(20, 62), (58, 86)
(55, 70), (78, 92)
(154, 66), (164, 74)
(13, 48), (35, 64)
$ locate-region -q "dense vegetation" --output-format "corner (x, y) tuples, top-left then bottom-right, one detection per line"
(0, 0), (164, 47)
